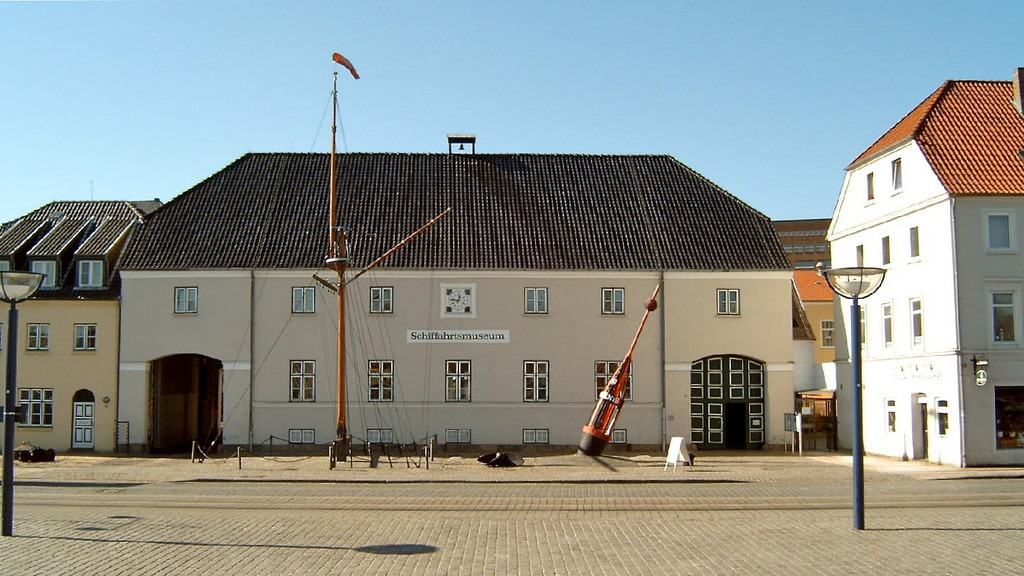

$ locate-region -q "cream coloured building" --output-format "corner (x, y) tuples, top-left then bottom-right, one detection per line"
(118, 151), (794, 453)
(0, 201), (156, 452)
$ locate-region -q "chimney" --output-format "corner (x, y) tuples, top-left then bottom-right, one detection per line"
(1014, 68), (1024, 116)
(447, 134), (476, 154)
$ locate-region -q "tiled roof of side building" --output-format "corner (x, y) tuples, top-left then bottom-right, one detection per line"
(793, 269), (835, 302)
(121, 153), (789, 271)
(849, 80), (1024, 195)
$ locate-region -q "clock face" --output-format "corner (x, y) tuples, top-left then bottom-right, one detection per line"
(443, 285), (474, 316)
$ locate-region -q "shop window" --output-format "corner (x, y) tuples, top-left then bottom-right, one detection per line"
(995, 388), (1024, 449)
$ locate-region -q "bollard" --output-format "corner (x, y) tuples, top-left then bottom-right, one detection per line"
(237, 446), (242, 470)
(191, 440), (196, 463)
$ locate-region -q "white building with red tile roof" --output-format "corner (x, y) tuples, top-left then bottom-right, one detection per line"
(829, 71), (1024, 466)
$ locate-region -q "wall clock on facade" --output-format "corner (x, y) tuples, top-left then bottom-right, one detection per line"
(442, 284), (475, 317)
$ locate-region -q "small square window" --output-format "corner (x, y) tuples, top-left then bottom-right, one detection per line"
(716, 289), (740, 315)
(174, 287), (198, 314)
(523, 429), (549, 444)
(288, 429), (315, 444)
(525, 287), (548, 314)
(291, 286), (315, 313)
(986, 213), (1014, 252)
(610, 429), (627, 444)
(601, 288), (625, 315)
(370, 286), (393, 314)
(445, 429), (471, 444)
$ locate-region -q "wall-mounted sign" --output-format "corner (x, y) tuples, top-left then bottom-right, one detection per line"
(407, 329), (510, 344)
(976, 369), (988, 387)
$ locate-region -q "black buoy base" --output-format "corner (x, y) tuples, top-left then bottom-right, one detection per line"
(578, 432), (609, 456)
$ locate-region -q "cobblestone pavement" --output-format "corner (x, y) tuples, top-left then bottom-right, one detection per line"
(2, 452), (1023, 575)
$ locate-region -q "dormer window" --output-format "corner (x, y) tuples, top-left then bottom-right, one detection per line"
(31, 260), (57, 289)
(77, 260), (104, 289)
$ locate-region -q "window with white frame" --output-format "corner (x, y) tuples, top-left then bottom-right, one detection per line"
(174, 286), (198, 314)
(31, 260), (57, 289)
(0, 260), (9, 272)
(855, 244), (864, 267)
(882, 302), (893, 347)
(910, 298), (923, 345)
(820, 319), (834, 348)
(445, 360), (471, 402)
(27, 323), (49, 351)
(859, 309), (867, 349)
(909, 226), (920, 259)
(366, 428), (394, 444)
(291, 286), (315, 313)
(595, 360), (631, 400)
(370, 286), (393, 314)
(74, 323), (97, 351)
(866, 172), (875, 201)
(523, 360), (549, 402)
(288, 429), (315, 444)
(886, 399), (897, 432)
(19, 388), (53, 427)
(881, 236), (891, 266)
(891, 158), (902, 192)
(936, 399), (949, 437)
(76, 260), (104, 289)
(445, 429), (471, 444)
(986, 212), (1015, 252)
(601, 287), (625, 315)
(289, 360), (316, 402)
(523, 429), (549, 444)
(368, 360), (394, 402)
(610, 429), (627, 444)
(716, 289), (740, 315)
(992, 291), (1017, 343)
(524, 287), (548, 314)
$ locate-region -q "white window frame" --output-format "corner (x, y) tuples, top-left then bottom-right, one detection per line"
(523, 360), (549, 402)
(445, 360), (471, 402)
(366, 428), (394, 444)
(445, 429), (471, 444)
(0, 260), (9, 272)
(909, 226), (920, 260)
(891, 158), (902, 193)
(595, 360), (631, 401)
(76, 260), (104, 289)
(936, 399), (950, 437)
(820, 319), (834, 349)
(291, 286), (315, 314)
(522, 429), (550, 444)
(74, 323), (98, 351)
(370, 286), (393, 314)
(289, 360), (316, 402)
(18, 388), (53, 427)
(985, 211), (1016, 253)
(989, 288), (1019, 345)
(368, 359), (394, 402)
(31, 260), (58, 289)
(909, 298), (923, 346)
(881, 302), (893, 347)
(601, 287), (625, 315)
(610, 429), (627, 444)
(866, 171), (875, 202)
(174, 286), (198, 314)
(881, 236), (891, 266)
(716, 288), (740, 316)
(27, 323), (49, 351)
(524, 287), (548, 314)
(288, 429), (315, 444)
(855, 244), (864, 267)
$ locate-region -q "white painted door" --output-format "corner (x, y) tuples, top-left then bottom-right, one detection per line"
(72, 402), (94, 449)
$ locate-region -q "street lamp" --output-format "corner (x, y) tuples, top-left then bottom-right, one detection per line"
(821, 266), (886, 531)
(1, 271), (43, 537)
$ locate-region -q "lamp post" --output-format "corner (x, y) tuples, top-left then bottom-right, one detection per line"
(1, 271), (43, 537)
(821, 266), (886, 530)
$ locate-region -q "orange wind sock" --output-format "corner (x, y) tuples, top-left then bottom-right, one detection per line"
(332, 52), (360, 79)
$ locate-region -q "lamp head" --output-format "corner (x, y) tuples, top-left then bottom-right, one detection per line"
(0, 271), (44, 304)
(821, 266), (886, 300)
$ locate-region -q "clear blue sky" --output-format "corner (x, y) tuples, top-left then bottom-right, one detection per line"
(2, 1), (1023, 224)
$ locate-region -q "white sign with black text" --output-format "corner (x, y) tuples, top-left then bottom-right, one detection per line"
(406, 329), (510, 344)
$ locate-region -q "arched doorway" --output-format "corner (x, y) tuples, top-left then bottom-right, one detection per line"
(71, 389), (95, 449)
(690, 355), (765, 449)
(149, 354), (223, 453)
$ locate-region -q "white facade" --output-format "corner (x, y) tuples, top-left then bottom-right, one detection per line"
(831, 140), (1024, 466)
(119, 268), (795, 451)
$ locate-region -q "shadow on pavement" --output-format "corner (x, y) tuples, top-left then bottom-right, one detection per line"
(19, 534), (441, 554)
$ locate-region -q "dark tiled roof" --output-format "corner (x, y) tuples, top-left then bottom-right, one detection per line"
(0, 201), (150, 300)
(850, 81), (1024, 195)
(122, 153), (788, 271)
